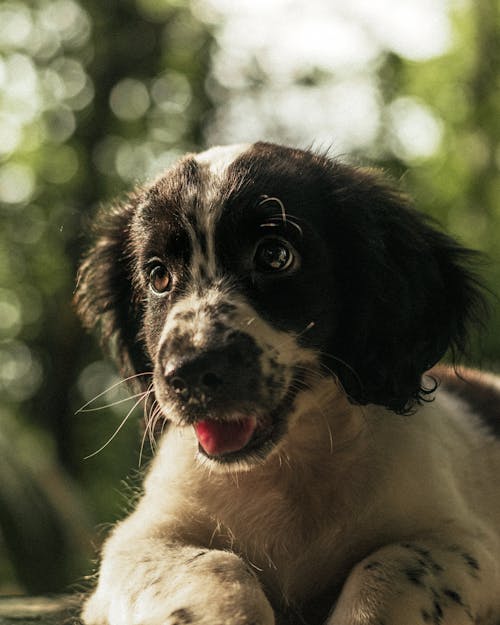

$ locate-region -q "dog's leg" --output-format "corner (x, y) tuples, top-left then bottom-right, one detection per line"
(82, 520), (275, 625)
(327, 538), (499, 625)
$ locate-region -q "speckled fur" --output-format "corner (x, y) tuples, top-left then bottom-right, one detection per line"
(76, 143), (500, 625)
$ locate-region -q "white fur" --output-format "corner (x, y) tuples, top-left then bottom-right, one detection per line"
(187, 144), (250, 281)
(83, 379), (500, 624)
(195, 144), (250, 178)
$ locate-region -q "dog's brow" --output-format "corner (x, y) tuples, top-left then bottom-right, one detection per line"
(258, 196), (287, 223)
(259, 218), (303, 238)
(257, 197), (304, 238)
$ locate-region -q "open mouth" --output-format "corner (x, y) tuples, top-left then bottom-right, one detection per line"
(192, 373), (305, 464)
(193, 416), (259, 457)
(193, 414), (282, 463)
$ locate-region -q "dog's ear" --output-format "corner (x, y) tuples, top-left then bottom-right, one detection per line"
(75, 193), (150, 389)
(326, 166), (487, 413)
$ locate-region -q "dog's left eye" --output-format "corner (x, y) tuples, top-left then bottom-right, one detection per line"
(148, 263), (172, 294)
(254, 238), (294, 272)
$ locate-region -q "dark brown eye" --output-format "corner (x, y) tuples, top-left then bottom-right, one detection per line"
(149, 264), (171, 294)
(254, 238), (294, 272)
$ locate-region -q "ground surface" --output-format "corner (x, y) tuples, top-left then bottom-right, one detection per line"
(0, 596), (79, 625)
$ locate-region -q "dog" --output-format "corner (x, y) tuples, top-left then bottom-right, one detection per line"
(75, 142), (500, 625)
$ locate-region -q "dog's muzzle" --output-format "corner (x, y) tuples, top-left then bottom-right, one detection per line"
(156, 330), (267, 458)
(163, 331), (261, 408)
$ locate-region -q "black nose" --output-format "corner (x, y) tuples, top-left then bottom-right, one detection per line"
(166, 365), (223, 400)
(163, 332), (261, 408)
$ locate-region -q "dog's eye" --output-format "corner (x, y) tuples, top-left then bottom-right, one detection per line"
(149, 263), (172, 294)
(254, 238), (294, 272)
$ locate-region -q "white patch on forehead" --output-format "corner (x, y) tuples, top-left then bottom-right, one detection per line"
(187, 144), (251, 283)
(160, 286), (228, 360)
(195, 144), (251, 178)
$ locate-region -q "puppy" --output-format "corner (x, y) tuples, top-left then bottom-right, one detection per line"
(75, 142), (500, 625)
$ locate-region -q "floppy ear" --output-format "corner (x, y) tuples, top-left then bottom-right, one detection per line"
(326, 166), (487, 414)
(74, 193), (150, 390)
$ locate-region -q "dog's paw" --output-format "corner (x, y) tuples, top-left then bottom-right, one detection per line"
(82, 584), (274, 625)
(327, 541), (483, 625)
(81, 550), (275, 625)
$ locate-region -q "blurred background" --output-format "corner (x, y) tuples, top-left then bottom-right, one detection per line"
(0, 0), (499, 595)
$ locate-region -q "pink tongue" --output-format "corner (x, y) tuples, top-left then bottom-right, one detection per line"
(194, 417), (257, 456)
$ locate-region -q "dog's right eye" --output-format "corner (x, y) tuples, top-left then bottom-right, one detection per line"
(148, 263), (172, 295)
(254, 237), (295, 273)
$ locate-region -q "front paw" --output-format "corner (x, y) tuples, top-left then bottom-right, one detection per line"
(328, 542), (483, 625)
(82, 550), (275, 625)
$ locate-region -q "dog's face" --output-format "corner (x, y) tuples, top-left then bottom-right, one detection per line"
(129, 144), (337, 466)
(76, 142), (484, 468)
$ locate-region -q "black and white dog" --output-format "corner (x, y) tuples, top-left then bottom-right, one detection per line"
(76, 143), (500, 625)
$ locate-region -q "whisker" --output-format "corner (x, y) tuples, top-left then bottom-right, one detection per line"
(76, 371), (153, 414)
(294, 361), (353, 407)
(160, 418), (169, 437)
(84, 389), (152, 460)
(258, 196), (287, 224)
(145, 403), (161, 439)
(148, 408), (164, 449)
(294, 359), (355, 407)
(316, 351), (363, 392)
(258, 197), (305, 238)
(299, 321), (315, 336)
(139, 421), (151, 468)
(326, 419), (334, 454)
(289, 375), (359, 456)
(78, 391), (149, 413)
(274, 321), (316, 351)
(139, 389), (169, 466)
(276, 447), (292, 471)
(264, 214), (304, 238)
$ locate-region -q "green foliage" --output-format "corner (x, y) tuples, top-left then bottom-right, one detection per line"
(375, 0), (500, 360)
(0, 0), (214, 592)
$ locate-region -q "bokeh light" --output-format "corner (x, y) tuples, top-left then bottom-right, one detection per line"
(388, 97), (444, 161)
(1, 0), (499, 597)
(110, 78), (151, 121)
(0, 163), (36, 204)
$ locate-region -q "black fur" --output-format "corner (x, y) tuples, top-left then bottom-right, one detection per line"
(75, 193), (151, 387)
(320, 164), (486, 412)
(74, 143), (486, 414)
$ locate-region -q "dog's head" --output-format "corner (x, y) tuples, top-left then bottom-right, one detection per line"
(75, 142), (485, 467)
